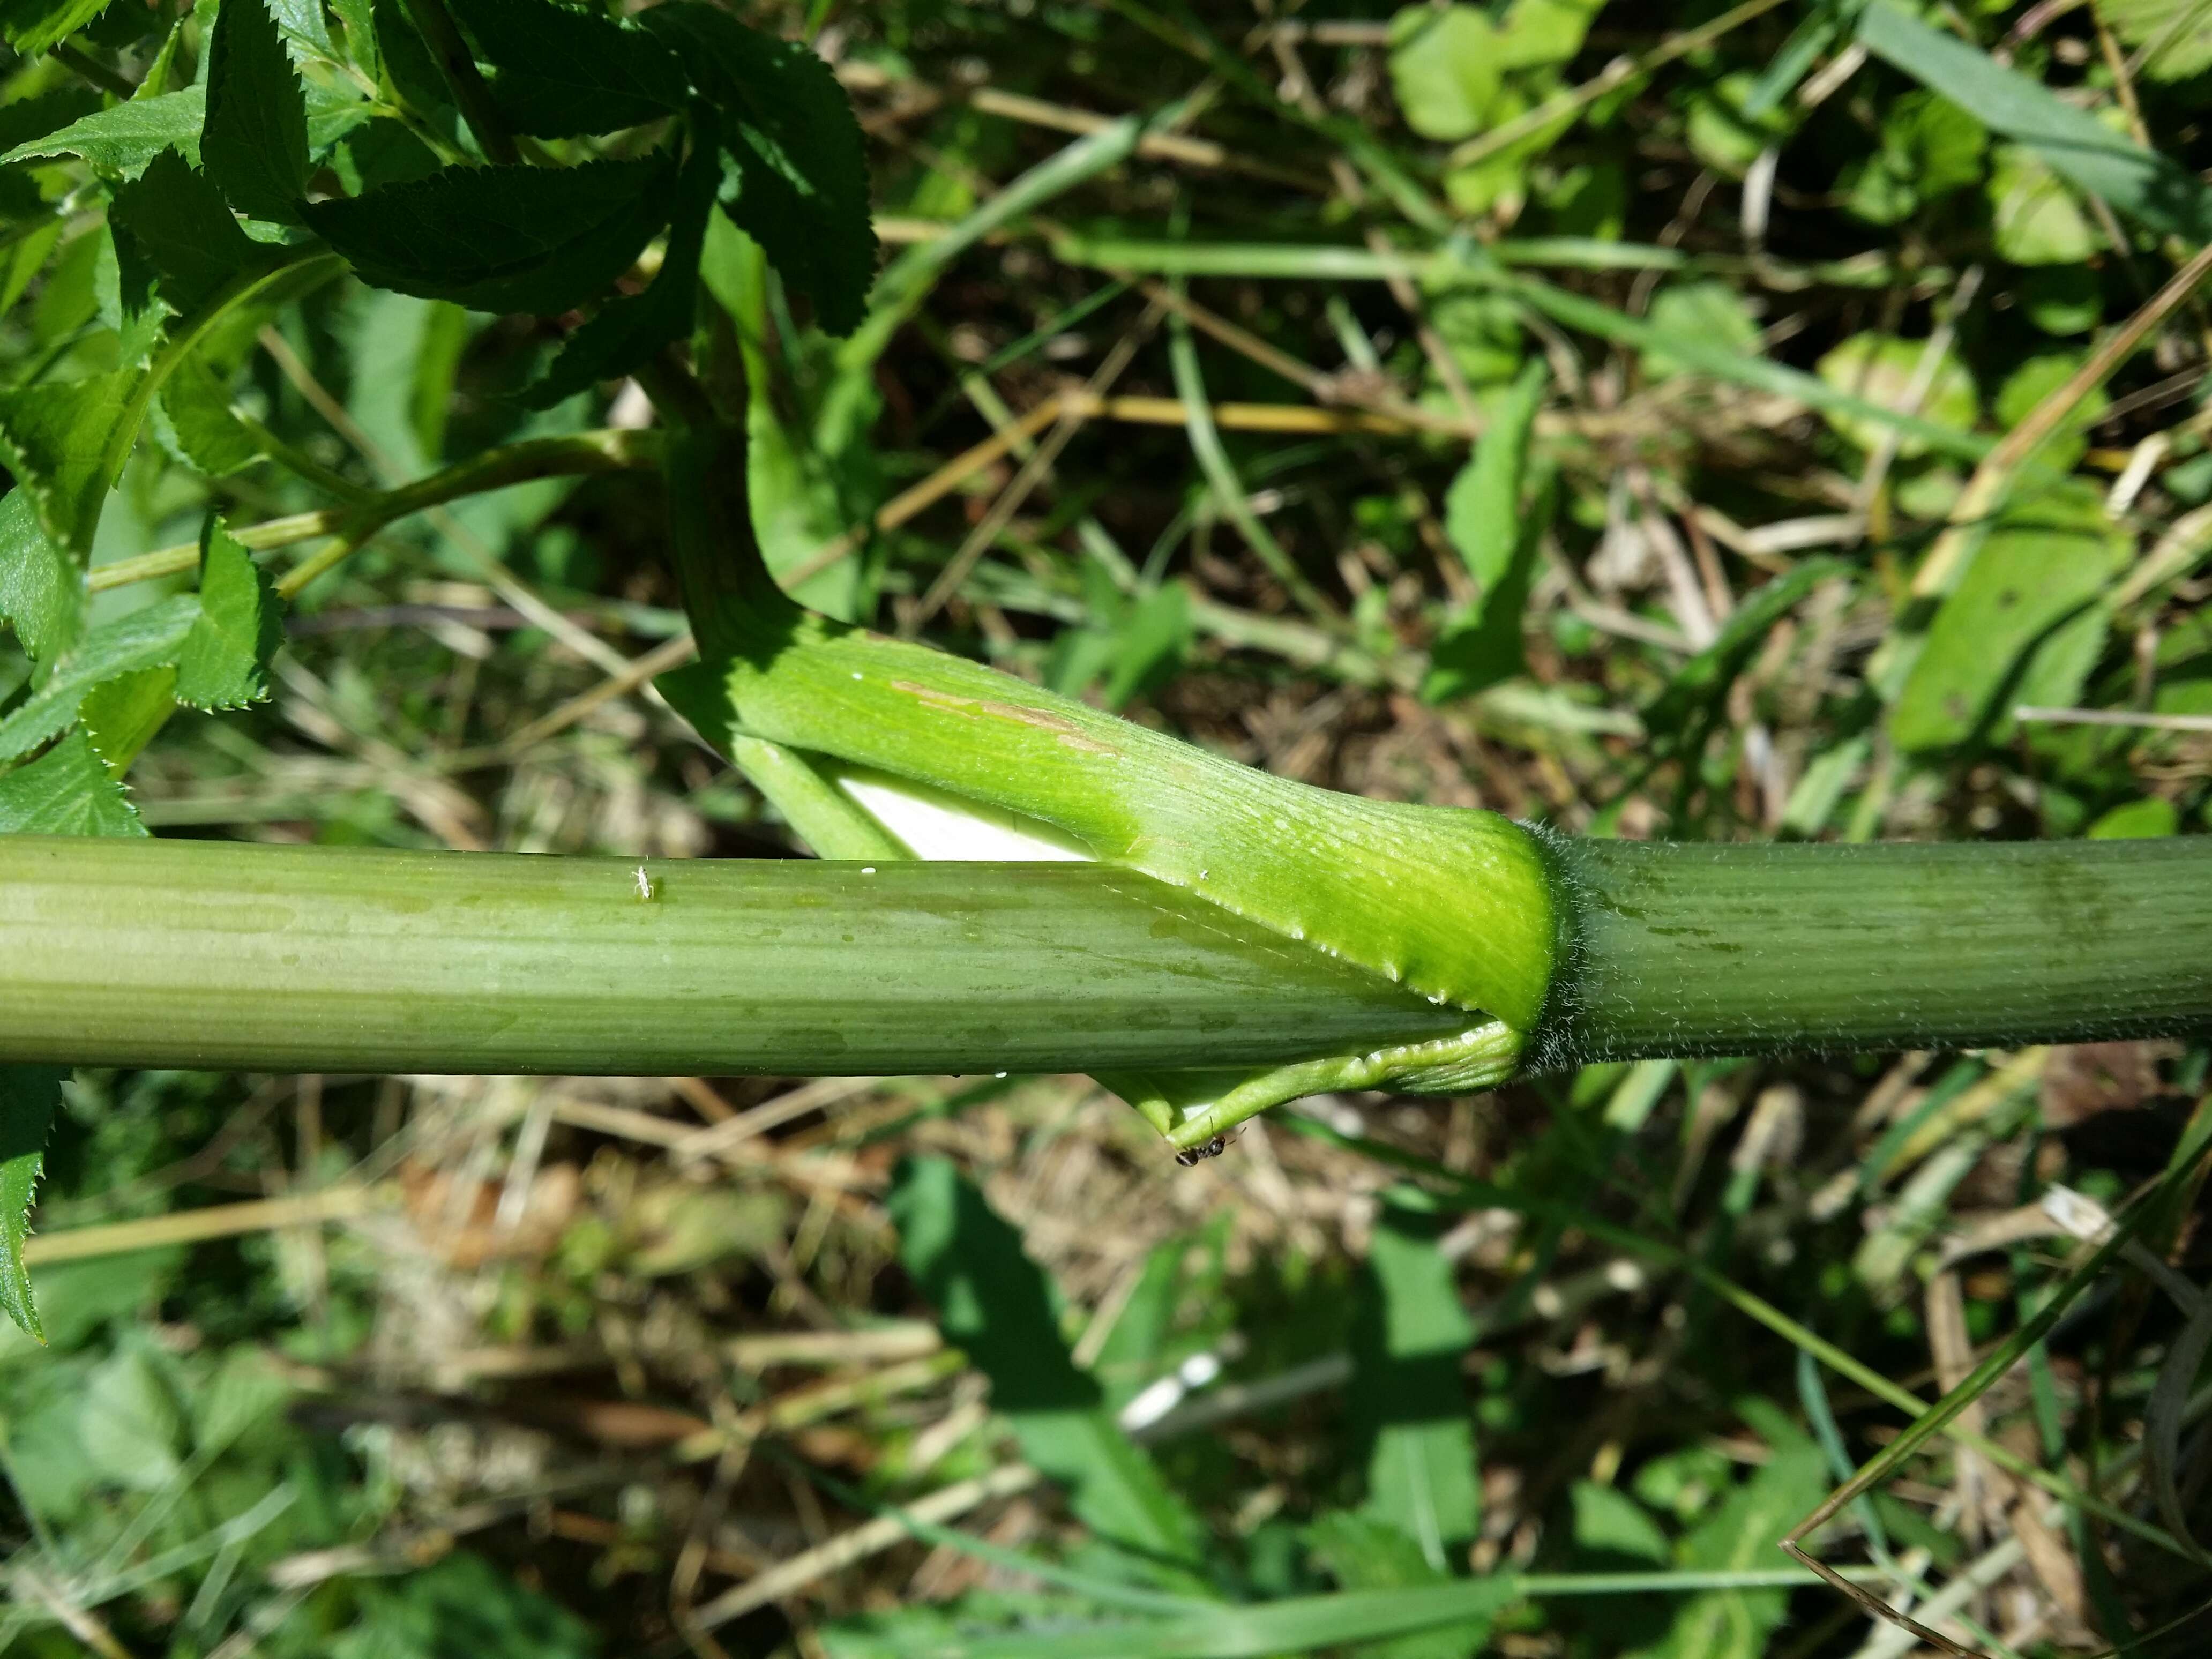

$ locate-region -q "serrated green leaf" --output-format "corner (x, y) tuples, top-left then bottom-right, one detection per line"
(155, 348), (261, 475)
(641, 2), (877, 335)
(520, 138), (716, 408)
(0, 489), (86, 663)
(368, 0), (455, 128)
(887, 1156), (1209, 1576)
(1351, 1206), (1479, 1568)
(0, 595), (198, 761)
(0, 85), (205, 175)
(175, 515), (282, 709)
(79, 664), (178, 774)
(0, 86), (102, 155)
(203, 0), (310, 221)
(267, 0), (331, 55)
(110, 149), (260, 316)
(0, 368), (137, 560)
(0, 0), (110, 56)
(305, 156), (676, 315)
(1859, 1), (2212, 243)
(0, 730), (147, 835)
(446, 0), (687, 139)
(0, 1065), (64, 1342)
(1891, 484), (2130, 753)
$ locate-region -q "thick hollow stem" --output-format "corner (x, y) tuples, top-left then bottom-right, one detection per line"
(1533, 834), (2212, 1068)
(0, 838), (1467, 1077)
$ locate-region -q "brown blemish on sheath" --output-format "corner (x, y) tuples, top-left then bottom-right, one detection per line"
(890, 680), (1118, 754)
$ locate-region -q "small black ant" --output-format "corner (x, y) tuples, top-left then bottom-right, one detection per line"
(1173, 1130), (1241, 1167)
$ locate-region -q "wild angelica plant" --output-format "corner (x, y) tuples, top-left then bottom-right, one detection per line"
(1, 0), (2210, 1350)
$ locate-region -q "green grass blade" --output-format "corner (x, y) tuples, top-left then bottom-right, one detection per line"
(1857, 2), (2212, 243)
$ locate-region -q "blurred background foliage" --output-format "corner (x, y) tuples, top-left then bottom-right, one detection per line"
(1, 0), (2210, 1654)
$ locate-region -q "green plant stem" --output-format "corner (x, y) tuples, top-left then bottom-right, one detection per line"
(7, 833), (2207, 1083)
(0, 838), (1468, 1077)
(1533, 834), (2212, 1067)
(88, 429), (659, 593)
(397, 0), (521, 166)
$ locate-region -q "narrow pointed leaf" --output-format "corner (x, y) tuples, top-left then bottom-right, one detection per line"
(202, 0), (311, 221)
(1858, 1), (2212, 242)
(887, 1156), (1209, 1573)
(1352, 1207), (1478, 1567)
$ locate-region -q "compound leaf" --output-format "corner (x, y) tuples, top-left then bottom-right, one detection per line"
(641, 1), (876, 334)
(305, 156), (676, 315)
(202, 0), (310, 221)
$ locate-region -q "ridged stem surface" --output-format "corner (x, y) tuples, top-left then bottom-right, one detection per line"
(0, 837), (1466, 1076)
(1534, 835), (2212, 1067)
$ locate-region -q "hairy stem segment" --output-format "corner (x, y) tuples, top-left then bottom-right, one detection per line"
(0, 838), (1468, 1077)
(1531, 833), (2212, 1068)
